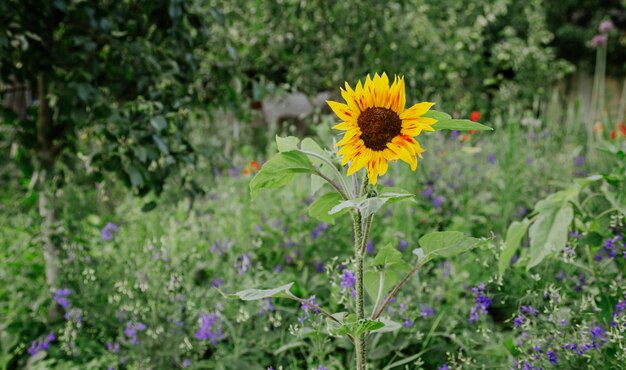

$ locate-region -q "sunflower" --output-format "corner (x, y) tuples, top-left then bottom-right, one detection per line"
(327, 73), (437, 185)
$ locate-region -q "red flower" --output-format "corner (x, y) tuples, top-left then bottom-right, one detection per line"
(470, 111), (481, 122)
(249, 160), (262, 172)
(619, 122), (626, 136)
(610, 130), (617, 140)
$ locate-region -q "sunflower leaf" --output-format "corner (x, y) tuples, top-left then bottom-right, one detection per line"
(276, 135), (300, 152)
(432, 119), (492, 131)
(418, 231), (489, 262)
(499, 219), (530, 275)
(422, 110), (451, 121)
(229, 283), (294, 301)
(308, 192), (345, 224)
(250, 152), (316, 199)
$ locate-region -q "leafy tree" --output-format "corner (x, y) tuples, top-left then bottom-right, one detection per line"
(0, 0), (206, 320)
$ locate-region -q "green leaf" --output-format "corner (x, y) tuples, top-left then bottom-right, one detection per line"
(249, 152), (316, 199)
(527, 203), (573, 270)
(141, 201), (157, 212)
(308, 192), (344, 224)
(365, 244), (411, 300)
(422, 110), (451, 121)
(432, 119), (492, 131)
(276, 135), (300, 152)
(337, 317), (385, 337)
(499, 219), (530, 275)
(150, 116), (167, 131)
(229, 283), (293, 301)
(373, 243), (406, 268)
(418, 231), (488, 261)
(371, 317), (402, 333)
(301, 138), (331, 165)
(329, 191), (414, 219)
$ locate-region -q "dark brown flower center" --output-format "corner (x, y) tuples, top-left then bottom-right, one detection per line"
(357, 107), (402, 151)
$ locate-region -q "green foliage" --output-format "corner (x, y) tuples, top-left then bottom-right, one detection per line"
(499, 219), (531, 275)
(230, 283), (294, 301)
(0, 0), (206, 194)
(249, 151), (316, 198)
(418, 231), (489, 262)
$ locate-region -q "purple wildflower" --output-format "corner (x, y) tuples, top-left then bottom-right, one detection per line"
(591, 34), (608, 48)
(234, 253), (252, 275)
(469, 283), (491, 324)
(512, 315), (525, 327)
(398, 239), (408, 252)
(422, 185), (434, 199)
(107, 342), (120, 353)
(599, 19), (615, 33)
(432, 195), (444, 208)
(421, 306), (435, 318)
(439, 364), (449, 370)
(574, 155), (585, 166)
(450, 130), (460, 140)
(298, 295), (319, 323)
(520, 305), (538, 316)
(526, 156), (533, 165)
(194, 312), (222, 344)
(210, 278), (225, 288)
(314, 259), (325, 273)
(340, 270), (356, 290)
(311, 223), (329, 238)
(547, 350), (557, 364)
(124, 322), (147, 344)
(487, 153), (496, 164)
(101, 222), (120, 241)
(64, 308), (82, 323)
(182, 359), (191, 367)
(54, 288), (71, 308)
(28, 332), (56, 356)
(366, 240), (375, 254)
(403, 318), (414, 328)
(258, 298), (275, 315)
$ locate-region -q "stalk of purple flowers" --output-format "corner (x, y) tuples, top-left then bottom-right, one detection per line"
(469, 283), (491, 324)
(194, 312), (222, 344)
(28, 332), (56, 356)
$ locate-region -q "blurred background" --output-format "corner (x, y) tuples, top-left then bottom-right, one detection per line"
(1, 0), (626, 369)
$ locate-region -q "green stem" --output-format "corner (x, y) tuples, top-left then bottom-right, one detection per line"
(353, 174), (370, 370)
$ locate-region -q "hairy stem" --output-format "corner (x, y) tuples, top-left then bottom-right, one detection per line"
(353, 173), (371, 370)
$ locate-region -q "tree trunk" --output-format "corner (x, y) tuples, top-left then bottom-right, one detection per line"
(36, 73), (61, 322)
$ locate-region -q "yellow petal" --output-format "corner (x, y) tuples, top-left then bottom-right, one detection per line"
(341, 85), (361, 113)
(400, 102), (435, 120)
(377, 155), (389, 176)
(327, 101), (358, 121)
(347, 150), (371, 175)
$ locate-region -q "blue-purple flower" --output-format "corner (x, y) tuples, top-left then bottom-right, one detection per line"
(234, 253), (252, 275)
(124, 322), (147, 344)
(101, 222), (120, 241)
(54, 288), (71, 308)
(469, 283), (491, 324)
(340, 270), (356, 290)
(28, 332), (55, 356)
(194, 312), (222, 344)
(420, 306), (435, 318)
(311, 223), (329, 238)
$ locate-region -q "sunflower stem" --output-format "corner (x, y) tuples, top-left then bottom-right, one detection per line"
(353, 173), (370, 370)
